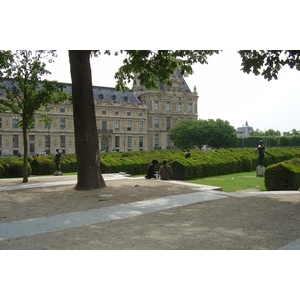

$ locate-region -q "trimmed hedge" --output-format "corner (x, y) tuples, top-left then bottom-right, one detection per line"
(0, 157), (32, 178)
(30, 154), (77, 175)
(265, 158), (300, 191)
(99, 147), (300, 180)
(1, 147), (300, 179)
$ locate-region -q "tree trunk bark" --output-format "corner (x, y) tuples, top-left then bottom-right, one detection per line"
(69, 50), (106, 190)
(22, 125), (28, 183)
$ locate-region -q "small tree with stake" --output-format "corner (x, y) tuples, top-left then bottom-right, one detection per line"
(0, 50), (70, 183)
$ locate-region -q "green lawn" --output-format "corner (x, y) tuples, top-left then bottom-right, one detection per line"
(185, 171), (266, 192)
(7, 171), (265, 193)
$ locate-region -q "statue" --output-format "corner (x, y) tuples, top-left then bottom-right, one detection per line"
(256, 140), (265, 177)
(185, 148), (191, 158)
(54, 148), (63, 175)
(257, 140), (265, 166)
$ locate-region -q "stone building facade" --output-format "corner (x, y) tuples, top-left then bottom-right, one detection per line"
(0, 70), (198, 156)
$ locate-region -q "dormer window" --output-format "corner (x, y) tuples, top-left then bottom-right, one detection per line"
(99, 94), (103, 100)
(111, 95), (116, 100)
(123, 96), (128, 102)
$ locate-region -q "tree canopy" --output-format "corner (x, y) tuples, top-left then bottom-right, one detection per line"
(169, 118), (238, 149)
(238, 50), (300, 80)
(0, 50), (70, 182)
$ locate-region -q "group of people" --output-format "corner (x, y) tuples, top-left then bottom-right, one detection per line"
(145, 159), (173, 180)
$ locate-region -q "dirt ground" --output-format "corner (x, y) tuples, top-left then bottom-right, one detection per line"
(0, 175), (201, 222)
(0, 175), (300, 250)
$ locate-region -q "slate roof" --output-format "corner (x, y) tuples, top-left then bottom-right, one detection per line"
(0, 79), (141, 105)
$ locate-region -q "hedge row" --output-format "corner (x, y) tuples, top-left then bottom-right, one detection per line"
(265, 158), (300, 190)
(0, 157), (32, 178)
(1, 147), (300, 179)
(99, 147), (300, 180)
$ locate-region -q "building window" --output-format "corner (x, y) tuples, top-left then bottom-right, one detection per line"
(60, 135), (66, 148)
(127, 110), (131, 116)
(154, 101), (159, 111)
(45, 135), (51, 149)
(13, 135), (19, 148)
(166, 101), (170, 112)
(178, 102), (182, 112)
(102, 109), (106, 115)
(114, 109), (119, 116)
(139, 137), (143, 148)
(0, 116), (2, 128)
(114, 120), (120, 131)
(60, 118), (66, 129)
(178, 117), (182, 121)
(154, 134), (159, 148)
(115, 136), (120, 148)
(12, 116), (19, 128)
(138, 111), (143, 117)
(166, 117), (171, 130)
(188, 103), (193, 113)
(0, 135), (2, 148)
(167, 136), (172, 148)
(127, 120), (131, 131)
(138, 121), (143, 132)
(154, 116), (159, 128)
(60, 106), (65, 113)
(127, 136), (132, 148)
(29, 135), (35, 154)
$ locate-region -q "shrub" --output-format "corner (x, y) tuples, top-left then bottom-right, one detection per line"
(0, 157), (31, 178)
(265, 158), (300, 190)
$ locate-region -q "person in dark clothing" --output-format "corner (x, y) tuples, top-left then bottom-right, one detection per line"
(145, 159), (159, 179)
(185, 148), (191, 158)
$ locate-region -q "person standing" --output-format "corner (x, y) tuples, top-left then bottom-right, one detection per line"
(159, 159), (173, 180)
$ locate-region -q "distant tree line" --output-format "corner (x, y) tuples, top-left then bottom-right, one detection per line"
(168, 118), (238, 149)
(169, 119), (300, 150)
(249, 128), (300, 137)
(238, 135), (300, 148)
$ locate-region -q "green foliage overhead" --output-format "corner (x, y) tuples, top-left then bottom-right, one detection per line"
(111, 50), (220, 91)
(238, 50), (300, 80)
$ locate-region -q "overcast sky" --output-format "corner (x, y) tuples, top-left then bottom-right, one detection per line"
(46, 50), (300, 134)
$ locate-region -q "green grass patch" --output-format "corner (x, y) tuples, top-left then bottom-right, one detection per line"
(185, 171), (266, 192)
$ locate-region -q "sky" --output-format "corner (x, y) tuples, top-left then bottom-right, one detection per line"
(46, 50), (300, 134)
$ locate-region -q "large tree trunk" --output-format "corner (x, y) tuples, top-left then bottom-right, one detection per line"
(22, 125), (28, 183)
(69, 50), (106, 190)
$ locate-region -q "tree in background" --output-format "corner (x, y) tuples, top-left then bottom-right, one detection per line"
(168, 119), (208, 149)
(0, 50), (70, 183)
(69, 50), (219, 190)
(169, 118), (237, 149)
(249, 129), (281, 137)
(206, 118), (238, 149)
